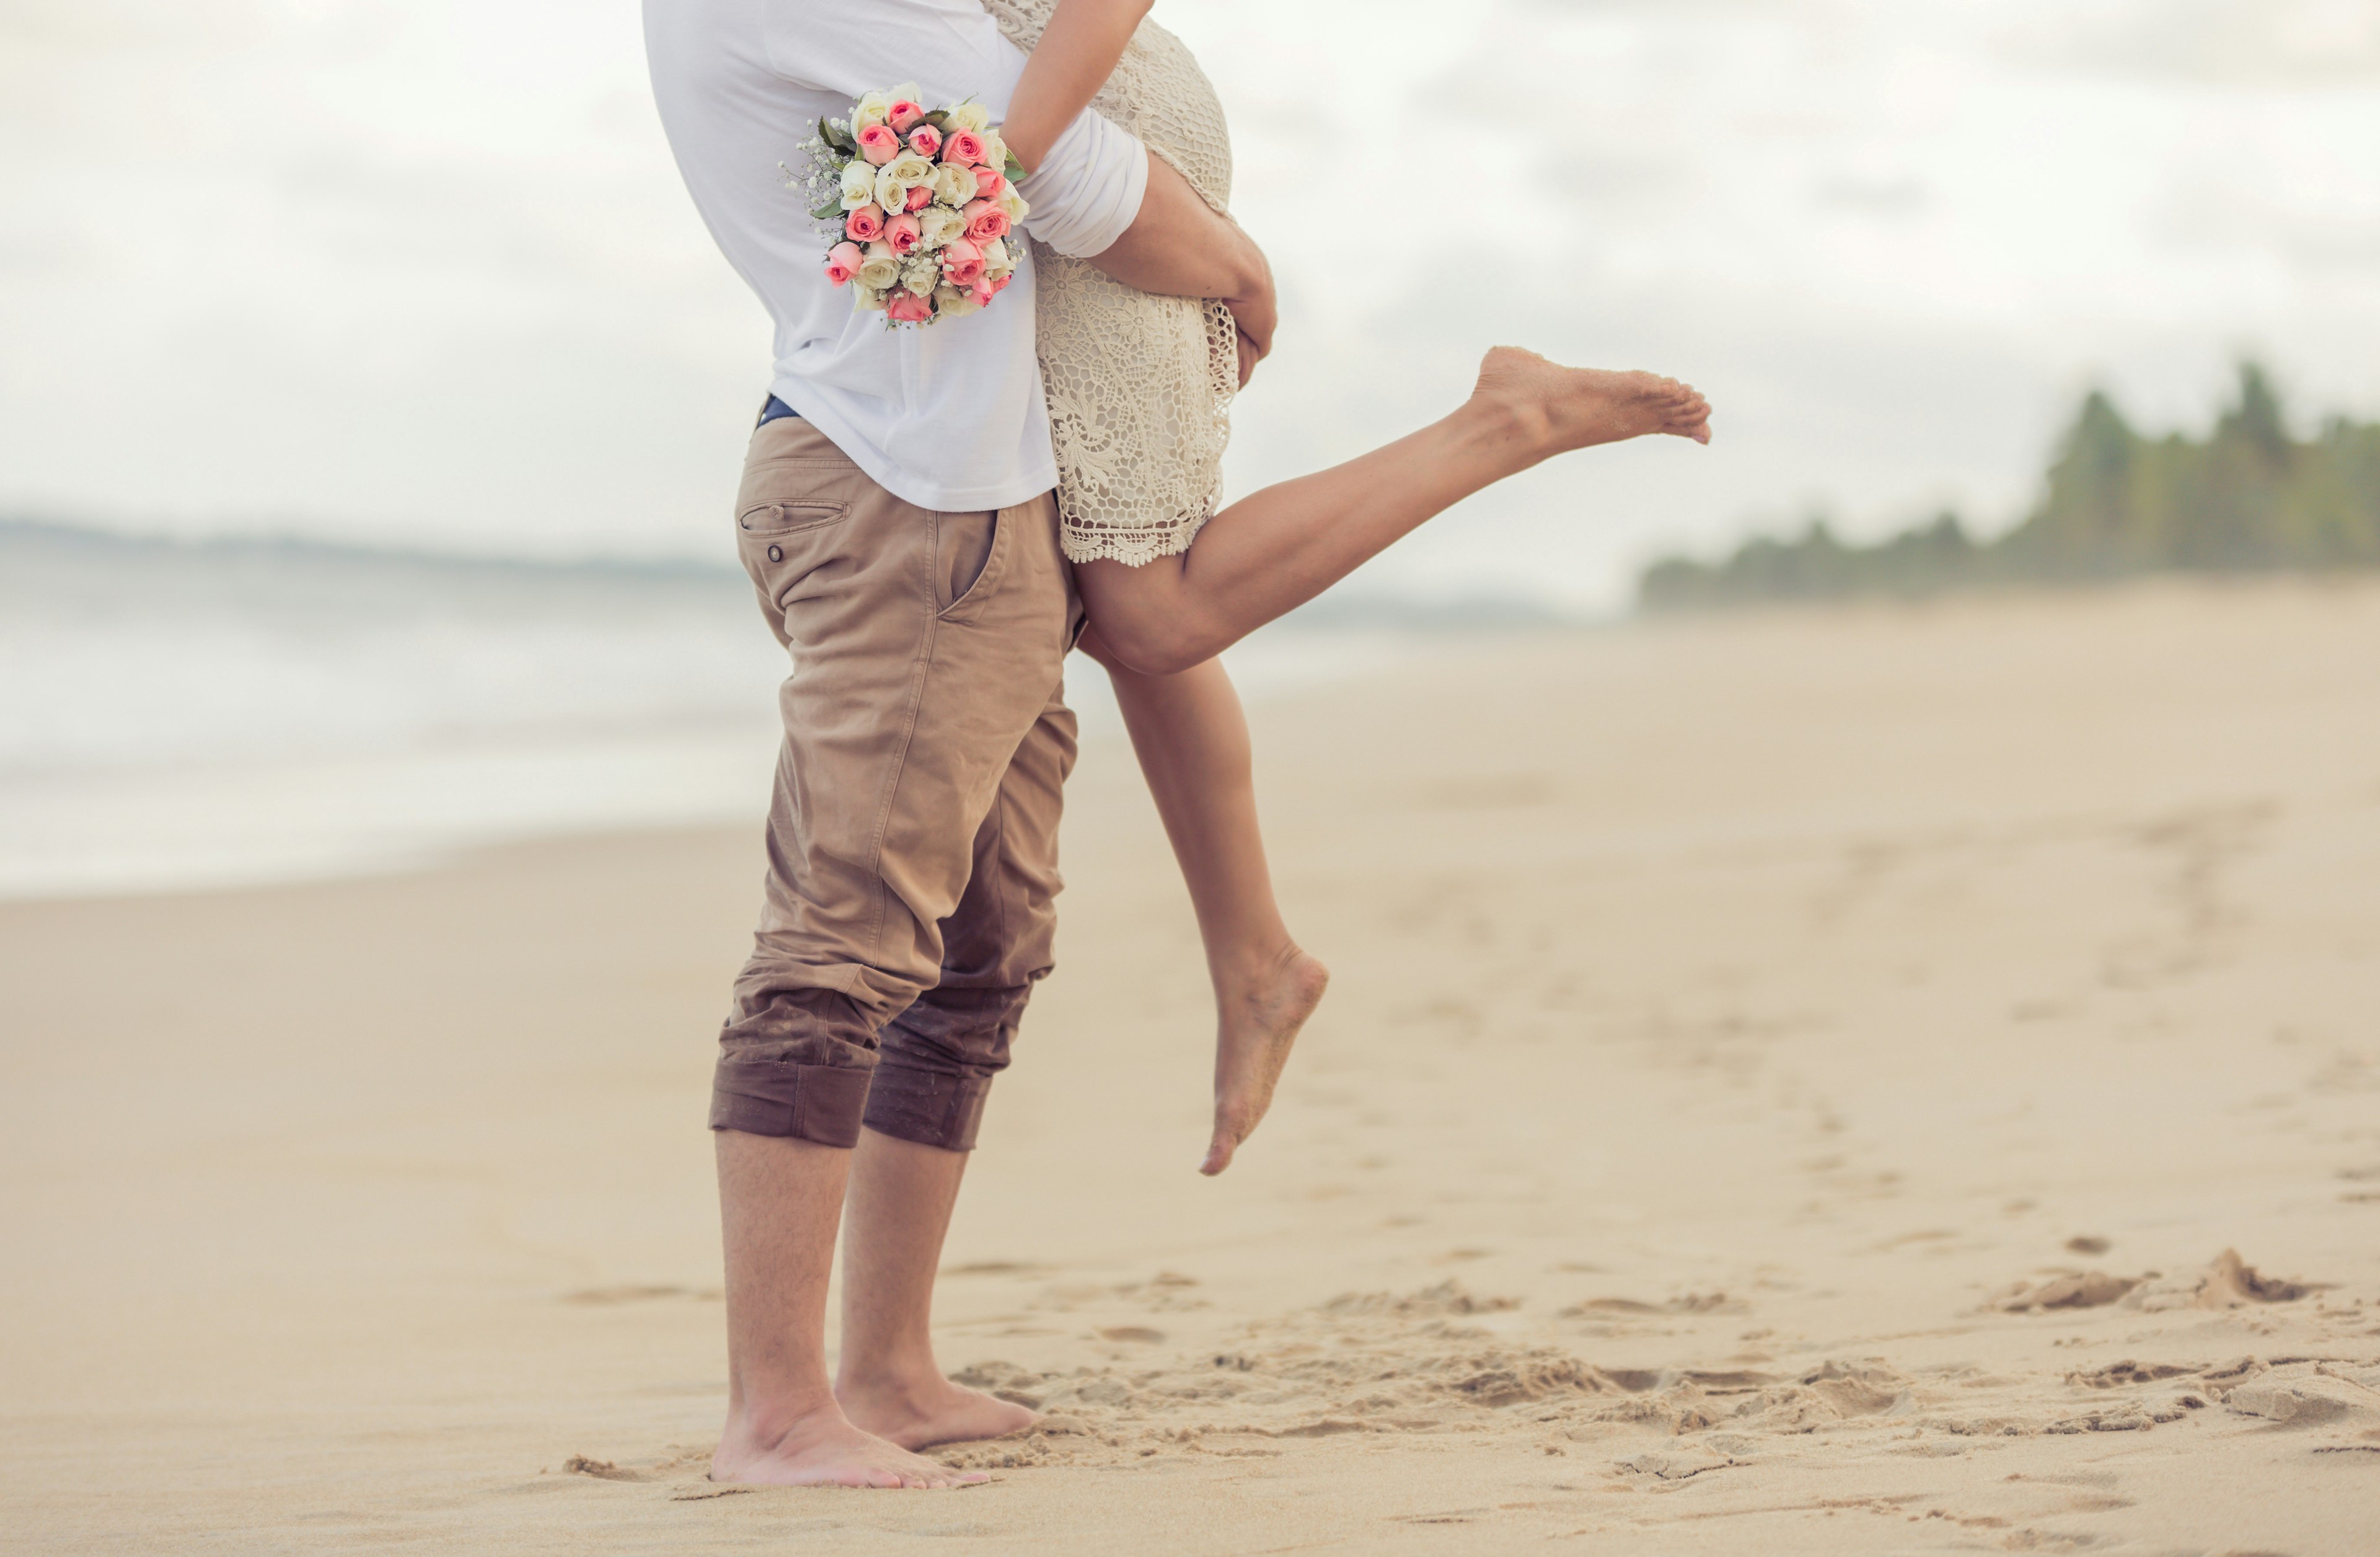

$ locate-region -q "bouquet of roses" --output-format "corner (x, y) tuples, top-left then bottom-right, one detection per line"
(798, 84), (1030, 325)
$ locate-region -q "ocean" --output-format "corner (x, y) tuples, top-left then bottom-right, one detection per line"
(0, 521), (1525, 899)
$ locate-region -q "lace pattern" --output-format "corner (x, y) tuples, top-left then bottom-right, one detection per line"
(983, 0), (1237, 566)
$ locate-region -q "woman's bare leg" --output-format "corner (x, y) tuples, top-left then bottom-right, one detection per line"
(1080, 348), (1712, 674)
(1081, 632), (1329, 1174)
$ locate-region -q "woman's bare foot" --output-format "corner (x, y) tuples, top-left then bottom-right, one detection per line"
(1202, 944), (1331, 1175)
(839, 1372), (1041, 1450)
(1471, 346), (1712, 457)
(711, 1401), (987, 1488)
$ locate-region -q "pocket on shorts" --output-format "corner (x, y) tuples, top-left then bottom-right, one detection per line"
(935, 506), (1011, 622)
(738, 501), (850, 538)
(935, 509), (998, 614)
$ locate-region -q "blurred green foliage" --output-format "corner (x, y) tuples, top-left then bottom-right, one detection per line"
(1639, 364), (2380, 611)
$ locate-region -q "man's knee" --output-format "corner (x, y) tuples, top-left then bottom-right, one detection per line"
(860, 983), (1033, 1150)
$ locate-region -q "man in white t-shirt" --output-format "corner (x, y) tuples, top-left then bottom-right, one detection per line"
(644, 0), (1272, 1488)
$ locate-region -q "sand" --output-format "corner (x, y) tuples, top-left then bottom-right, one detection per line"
(4, 580), (2378, 1553)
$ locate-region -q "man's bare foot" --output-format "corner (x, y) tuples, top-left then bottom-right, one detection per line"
(712, 1402), (987, 1488)
(1202, 943), (1331, 1175)
(839, 1373), (1041, 1450)
(1471, 346), (1712, 457)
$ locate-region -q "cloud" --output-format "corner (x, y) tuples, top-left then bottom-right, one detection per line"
(1997, 0), (2380, 86)
(2, 0), (2378, 599)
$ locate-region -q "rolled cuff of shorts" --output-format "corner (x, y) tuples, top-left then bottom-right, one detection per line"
(861, 1060), (995, 1152)
(708, 1054), (875, 1148)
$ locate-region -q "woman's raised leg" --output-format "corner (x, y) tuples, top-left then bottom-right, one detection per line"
(1080, 348), (1712, 674)
(1080, 629), (1329, 1174)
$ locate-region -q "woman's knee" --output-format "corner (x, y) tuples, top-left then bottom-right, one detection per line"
(1075, 564), (1213, 675)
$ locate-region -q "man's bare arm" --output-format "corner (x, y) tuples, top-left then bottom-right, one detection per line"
(1086, 152), (1276, 371)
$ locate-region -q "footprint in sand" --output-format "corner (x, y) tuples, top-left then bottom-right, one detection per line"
(559, 1284), (720, 1305)
(1993, 1250), (2313, 1313)
(1096, 1326), (1165, 1344)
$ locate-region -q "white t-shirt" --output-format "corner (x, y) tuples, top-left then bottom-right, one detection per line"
(644, 0), (1150, 512)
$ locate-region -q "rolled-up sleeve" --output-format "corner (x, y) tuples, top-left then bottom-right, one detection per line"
(1017, 109), (1148, 258)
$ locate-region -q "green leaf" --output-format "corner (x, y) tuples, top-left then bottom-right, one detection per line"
(818, 116), (856, 153)
(1003, 154), (1026, 183)
(924, 108), (949, 128)
(812, 198), (844, 220)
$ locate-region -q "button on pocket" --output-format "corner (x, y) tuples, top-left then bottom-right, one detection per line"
(766, 544), (782, 563)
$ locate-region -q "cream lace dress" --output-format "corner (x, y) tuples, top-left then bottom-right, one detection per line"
(983, 0), (1239, 565)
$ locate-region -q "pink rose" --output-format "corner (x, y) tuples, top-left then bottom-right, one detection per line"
(906, 124), (942, 159)
(989, 270), (1013, 294)
(903, 183), (933, 213)
(884, 212), (923, 255)
(940, 129), (985, 167)
(884, 289), (934, 323)
(971, 165), (1005, 200)
(888, 100), (925, 134)
(844, 203), (885, 242)
(856, 123), (901, 166)
(939, 237), (985, 288)
(824, 241), (864, 286)
(961, 199), (1009, 244)
(969, 276), (995, 309)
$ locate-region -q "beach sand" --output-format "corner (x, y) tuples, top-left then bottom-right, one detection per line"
(4, 581), (2378, 1553)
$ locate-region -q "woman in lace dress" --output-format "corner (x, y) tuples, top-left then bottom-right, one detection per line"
(994, 0), (1714, 1175)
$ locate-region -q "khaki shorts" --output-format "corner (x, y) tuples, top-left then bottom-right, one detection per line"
(708, 417), (1081, 1150)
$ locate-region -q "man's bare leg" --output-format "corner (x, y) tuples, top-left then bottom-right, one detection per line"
(1080, 348), (1714, 675)
(1082, 645), (1329, 1175)
(710, 1131), (984, 1486)
(835, 1128), (1041, 1448)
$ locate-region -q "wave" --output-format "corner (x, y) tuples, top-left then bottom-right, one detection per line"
(0, 518), (1567, 898)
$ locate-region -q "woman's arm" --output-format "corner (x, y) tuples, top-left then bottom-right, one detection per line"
(1002, 0), (1153, 175)
(1003, 0), (1275, 381)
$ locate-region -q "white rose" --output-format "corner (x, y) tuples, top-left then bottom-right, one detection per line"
(852, 284), (886, 312)
(934, 162), (976, 206)
(873, 167), (907, 213)
(998, 187), (1029, 227)
(944, 101), (990, 135)
(883, 152), (935, 188)
(887, 81), (922, 107)
(851, 92), (892, 133)
(839, 160), (877, 209)
(978, 131), (1010, 170)
(857, 247), (902, 291)
(977, 236), (1010, 271)
(901, 255), (941, 296)
(917, 205), (966, 250)
(935, 284), (982, 319)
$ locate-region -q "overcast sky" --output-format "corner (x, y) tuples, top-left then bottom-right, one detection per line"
(4, 0), (2378, 609)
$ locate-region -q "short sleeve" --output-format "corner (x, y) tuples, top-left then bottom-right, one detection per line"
(1017, 112), (1148, 258)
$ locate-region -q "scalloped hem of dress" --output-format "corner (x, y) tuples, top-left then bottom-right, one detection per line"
(1060, 510), (1211, 567)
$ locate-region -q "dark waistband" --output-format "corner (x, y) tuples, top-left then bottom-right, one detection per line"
(757, 395), (800, 428)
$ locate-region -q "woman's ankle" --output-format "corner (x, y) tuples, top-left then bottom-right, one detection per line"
(1207, 935), (1307, 999)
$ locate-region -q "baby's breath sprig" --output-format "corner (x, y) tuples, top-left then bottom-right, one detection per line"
(788, 115), (860, 233)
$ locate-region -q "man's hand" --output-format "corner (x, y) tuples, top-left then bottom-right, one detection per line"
(1225, 263), (1274, 379)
